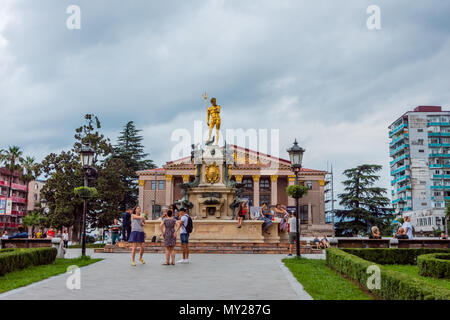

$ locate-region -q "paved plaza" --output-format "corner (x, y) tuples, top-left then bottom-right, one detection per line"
(0, 249), (316, 300)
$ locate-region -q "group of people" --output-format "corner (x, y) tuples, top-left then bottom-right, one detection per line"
(121, 205), (193, 266)
(1, 227), (70, 247)
(234, 201), (292, 235)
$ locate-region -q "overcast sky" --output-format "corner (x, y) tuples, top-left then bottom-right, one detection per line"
(1, 0), (450, 201)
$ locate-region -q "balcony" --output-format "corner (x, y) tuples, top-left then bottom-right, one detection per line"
(390, 153), (410, 166)
(11, 183), (28, 192)
(0, 180), (7, 187)
(390, 144), (409, 157)
(430, 164), (450, 168)
(11, 210), (25, 216)
(389, 124), (407, 138)
(391, 175), (410, 185)
(428, 132), (450, 137)
(12, 196), (26, 204)
(390, 165), (410, 175)
(429, 153), (450, 158)
(389, 134), (409, 147)
(433, 175), (450, 179)
(428, 122), (450, 126)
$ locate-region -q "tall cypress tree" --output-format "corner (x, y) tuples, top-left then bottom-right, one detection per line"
(335, 164), (393, 237)
(114, 121), (155, 211)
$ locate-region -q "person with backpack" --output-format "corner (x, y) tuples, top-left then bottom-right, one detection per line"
(175, 207), (193, 264)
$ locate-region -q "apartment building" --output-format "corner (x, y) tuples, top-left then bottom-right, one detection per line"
(389, 106), (449, 234)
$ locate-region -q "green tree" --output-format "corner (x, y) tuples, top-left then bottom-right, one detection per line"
(1, 146), (24, 197)
(20, 156), (41, 213)
(335, 164), (393, 237)
(40, 114), (126, 242)
(113, 121), (155, 210)
(22, 211), (48, 235)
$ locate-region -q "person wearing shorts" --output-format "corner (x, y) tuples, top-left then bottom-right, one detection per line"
(288, 212), (298, 257)
(176, 208), (190, 264)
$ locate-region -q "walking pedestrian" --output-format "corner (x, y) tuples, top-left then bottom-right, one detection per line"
(63, 229), (69, 248)
(288, 212), (297, 256)
(160, 210), (177, 265)
(128, 205), (146, 266)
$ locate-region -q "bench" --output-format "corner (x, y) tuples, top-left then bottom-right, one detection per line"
(0, 238), (52, 249)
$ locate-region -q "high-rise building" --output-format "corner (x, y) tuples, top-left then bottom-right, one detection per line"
(389, 106), (448, 234)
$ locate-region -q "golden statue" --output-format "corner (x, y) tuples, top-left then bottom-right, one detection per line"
(203, 92), (221, 145)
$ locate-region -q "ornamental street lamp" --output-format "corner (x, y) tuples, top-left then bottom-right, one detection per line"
(80, 144), (96, 257)
(287, 139), (305, 257)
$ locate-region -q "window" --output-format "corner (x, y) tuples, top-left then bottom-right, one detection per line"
(305, 181), (313, 189)
(158, 181), (165, 190)
(259, 194), (271, 206)
(259, 178), (270, 192)
(419, 149), (424, 153)
(243, 178), (253, 190)
(418, 129), (423, 132)
(34, 194), (38, 201)
(151, 180), (156, 190)
(34, 183), (38, 190)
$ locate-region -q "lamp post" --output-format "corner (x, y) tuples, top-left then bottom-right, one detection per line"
(287, 139), (305, 257)
(80, 145), (95, 257)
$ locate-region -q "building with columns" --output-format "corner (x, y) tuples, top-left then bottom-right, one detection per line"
(137, 145), (334, 236)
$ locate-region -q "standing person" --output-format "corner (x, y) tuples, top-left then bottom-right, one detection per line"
(160, 210), (177, 265)
(170, 204), (179, 220)
(63, 229), (69, 248)
(128, 206), (146, 266)
(110, 219), (121, 245)
(260, 202), (273, 234)
(175, 208), (192, 264)
(274, 204), (290, 233)
(122, 208), (132, 242)
(402, 216), (414, 239)
(236, 200), (248, 228)
(288, 212), (297, 256)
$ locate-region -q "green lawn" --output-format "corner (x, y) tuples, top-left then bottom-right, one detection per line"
(0, 256), (102, 294)
(383, 264), (450, 290)
(283, 258), (373, 300)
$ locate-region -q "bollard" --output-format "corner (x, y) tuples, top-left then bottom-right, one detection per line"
(51, 238), (65, 258)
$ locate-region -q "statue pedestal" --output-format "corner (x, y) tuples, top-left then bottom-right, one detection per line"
(144, 219), (284, 243)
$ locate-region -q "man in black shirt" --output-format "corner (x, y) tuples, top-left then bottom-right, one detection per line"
(122, 208), (132, 242)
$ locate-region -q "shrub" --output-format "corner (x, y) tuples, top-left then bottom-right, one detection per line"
(74, 186), (98, 199)
(0, 247), (57, 276)
(326, 248), (450, 300)
(418, 253), (450, 279)
(342, 248), (450, 265)
(286, 185), (309, 199)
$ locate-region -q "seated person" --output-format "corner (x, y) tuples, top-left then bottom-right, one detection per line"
(369, 226), (382, 239)
(1, 231), (8, 239)
(320, 236), (329, 248)
(312, 236), (321, 249)
(395, 227), (409, 239)
(440, 232), (448, 240)
(8, 226), (28, 239)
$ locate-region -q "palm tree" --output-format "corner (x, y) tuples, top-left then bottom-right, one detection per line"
(21, 156), (40, 214)
(3, 146), (24, 198)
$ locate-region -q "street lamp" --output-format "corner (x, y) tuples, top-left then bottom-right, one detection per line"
(80, 144), (95, 257)
(287, 139), (305, 257)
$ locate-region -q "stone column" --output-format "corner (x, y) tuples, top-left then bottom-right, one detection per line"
(287, 175), (295, 206)
(271, 175), (278, 204)
(138, 179), (145, 210)
(253, 175), (260, 207)
(308, 203), (312, 224)
(165, 174), (173, 205)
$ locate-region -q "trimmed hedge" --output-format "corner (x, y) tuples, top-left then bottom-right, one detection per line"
(342, 248), (450, 265)
(326, 248), (450, 300)
(418, 253), (450, 279)
(0, 247), (57, 276)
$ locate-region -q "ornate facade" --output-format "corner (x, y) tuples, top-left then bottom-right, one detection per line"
(137, 145), (334, 236)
